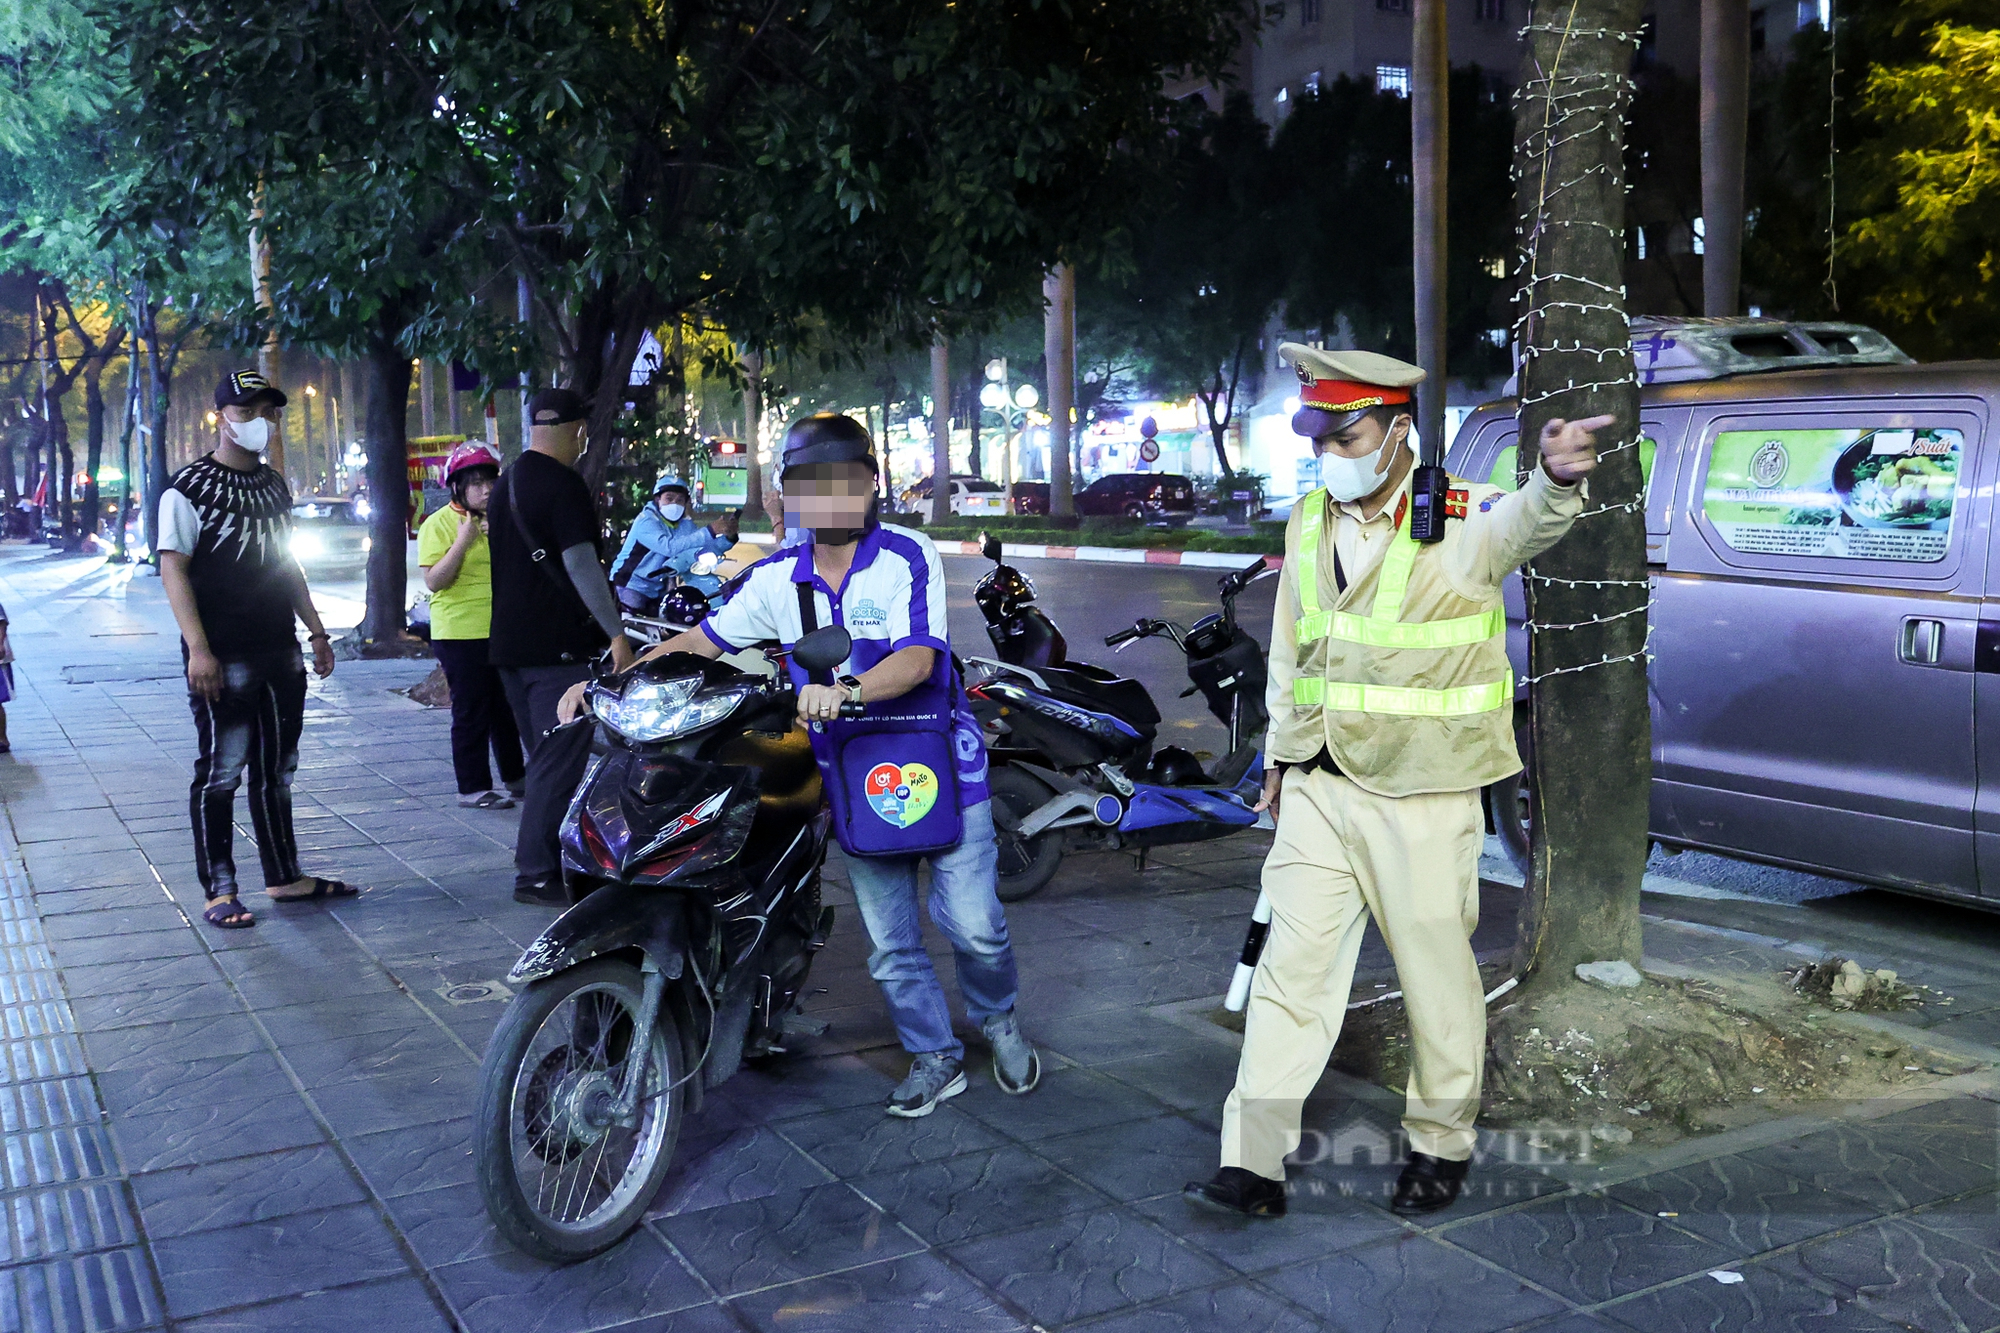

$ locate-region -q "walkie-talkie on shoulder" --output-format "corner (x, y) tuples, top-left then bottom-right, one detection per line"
(1407, 463), (1449, 543)
(1407, 402), (1449, 544)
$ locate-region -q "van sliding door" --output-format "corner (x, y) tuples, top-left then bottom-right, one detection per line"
(1655, 402), (1986, 899)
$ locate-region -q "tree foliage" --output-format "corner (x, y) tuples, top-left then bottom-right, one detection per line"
(111, 0), (1252, 503)
(1742, 0), (2000, 358)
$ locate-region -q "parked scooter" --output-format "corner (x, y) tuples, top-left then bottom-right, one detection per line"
(473, 625), (859, 1260)
(964, 534), (1276, 900)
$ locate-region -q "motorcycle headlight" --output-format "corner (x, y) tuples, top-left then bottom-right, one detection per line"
(591, 675), (750, 742)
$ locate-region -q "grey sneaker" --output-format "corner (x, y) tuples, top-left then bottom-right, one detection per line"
(887, 1052), (967, 1118)
(981, 1011), (1041, 1095)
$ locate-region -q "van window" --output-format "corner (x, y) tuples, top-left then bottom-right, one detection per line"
(1700, 426), (1960, 563)
(1487, 436), (1656, 495)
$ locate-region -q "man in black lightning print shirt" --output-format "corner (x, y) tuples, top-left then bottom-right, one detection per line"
(158, 370), (363, 929)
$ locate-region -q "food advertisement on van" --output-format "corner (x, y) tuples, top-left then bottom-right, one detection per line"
(1704, 426), (1961, 562)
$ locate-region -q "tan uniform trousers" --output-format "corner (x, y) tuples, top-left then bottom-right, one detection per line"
(1219, 766), (1486, 1178)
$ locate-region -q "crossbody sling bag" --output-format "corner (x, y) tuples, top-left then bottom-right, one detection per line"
(498, 470), (604, 659)
(794, 579), (965, 858)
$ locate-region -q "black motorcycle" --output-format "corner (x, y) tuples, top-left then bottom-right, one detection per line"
(964, 534), (1276, 900)
(474, 626), (857, 1261)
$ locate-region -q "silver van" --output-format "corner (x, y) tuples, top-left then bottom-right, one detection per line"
(1451, 324), (1994, 909)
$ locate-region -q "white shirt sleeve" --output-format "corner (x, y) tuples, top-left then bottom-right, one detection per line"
(887, 542), (948, 652)
(157, 490), (201, 556)
(702, 559), (786, 651)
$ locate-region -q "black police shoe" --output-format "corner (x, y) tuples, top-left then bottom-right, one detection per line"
(1183, 1167), (1287, 1218)
(1392, 1151), (1470, 1215)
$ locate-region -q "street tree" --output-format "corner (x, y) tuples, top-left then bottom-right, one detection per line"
(448, 0), (1251, 492)
(1739, 0), (2000, 357)
(115, 0), (519, 643)
(1276, 69), (1517, 383)
(1510, 0), (1650, 987)
(1100, 92), (1284, 479)
(1839, 17), (2000, 356)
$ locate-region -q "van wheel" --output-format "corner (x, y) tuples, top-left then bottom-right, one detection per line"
(988, 767), (1063, 903)
(1488, 711), (1533, 877)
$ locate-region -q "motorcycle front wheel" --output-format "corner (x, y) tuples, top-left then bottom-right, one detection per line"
(989, 766), (1064, 902)
(474, 959), (685, 1261)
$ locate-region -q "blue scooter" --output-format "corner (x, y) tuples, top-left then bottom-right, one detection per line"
(965, 537), (1276, 900)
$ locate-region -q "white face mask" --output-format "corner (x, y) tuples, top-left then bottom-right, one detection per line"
(659, 501), (687, 523)
(1317, 424), (1408, 503)
(228, 416), (273, 454)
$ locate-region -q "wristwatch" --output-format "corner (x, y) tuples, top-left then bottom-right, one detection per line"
(837, 674), (864, 705)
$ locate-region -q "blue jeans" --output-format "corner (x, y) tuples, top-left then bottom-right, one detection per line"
(843, 801), (1019, 1060)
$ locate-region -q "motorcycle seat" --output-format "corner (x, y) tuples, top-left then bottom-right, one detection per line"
(1036, 662), (1162, 728)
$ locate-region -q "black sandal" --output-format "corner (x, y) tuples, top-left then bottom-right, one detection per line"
(266, 877), (361, 902)
(203, 897), (256, 929)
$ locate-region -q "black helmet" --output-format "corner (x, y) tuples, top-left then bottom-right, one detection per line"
(1146, 746), (1207, 787)
(659, 585), (712, 629)
(974, 565), (1036, 621)
(781, 413), (876, 477)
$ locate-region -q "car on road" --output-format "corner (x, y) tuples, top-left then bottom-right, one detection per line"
(900, 474), (1008, 516)
(1073, 473), (1196, 524)
(1446, 317), (2000, 909)
(1010, 481), (1049, 516)
(290, 497), (371, 573)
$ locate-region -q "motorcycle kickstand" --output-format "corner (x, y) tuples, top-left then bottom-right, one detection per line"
(611, 967), (667, 1125)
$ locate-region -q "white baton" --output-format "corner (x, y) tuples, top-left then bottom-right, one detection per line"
(1223, 887), (1272, 1013)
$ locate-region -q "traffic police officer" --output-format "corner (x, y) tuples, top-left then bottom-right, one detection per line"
(1185, 345), (1610, 1218)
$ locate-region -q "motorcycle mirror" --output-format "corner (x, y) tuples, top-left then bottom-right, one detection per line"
(980, 531), (1002, 562)
(792, 625), (853, 673)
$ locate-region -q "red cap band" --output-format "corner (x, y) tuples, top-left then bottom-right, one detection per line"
(1300, 378), (1412, 412)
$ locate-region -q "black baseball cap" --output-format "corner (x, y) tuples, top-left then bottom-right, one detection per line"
(215, 369), (287, 410)
(528, 387), (588, 426)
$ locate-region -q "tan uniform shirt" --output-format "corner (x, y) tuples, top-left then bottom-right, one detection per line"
(1263, 461), (1586, 767)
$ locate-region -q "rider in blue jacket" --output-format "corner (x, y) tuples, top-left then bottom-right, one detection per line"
(611, 475), (739, 611)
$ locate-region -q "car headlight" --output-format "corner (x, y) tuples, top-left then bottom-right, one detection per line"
(591, 676), (751, 742)
(291, 530), (325, 559)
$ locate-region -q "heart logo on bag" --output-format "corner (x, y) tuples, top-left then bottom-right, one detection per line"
(864, 761), (940, 829)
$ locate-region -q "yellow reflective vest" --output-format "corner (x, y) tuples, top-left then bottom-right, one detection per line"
(1266, 468), (1583, 798)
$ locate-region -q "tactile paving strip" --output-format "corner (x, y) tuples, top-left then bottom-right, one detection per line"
(0, 855), (161, 1332)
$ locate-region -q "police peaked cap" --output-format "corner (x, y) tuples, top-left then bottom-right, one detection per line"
(780, 413), (878, 477)
(1279, 344), (1424, 439)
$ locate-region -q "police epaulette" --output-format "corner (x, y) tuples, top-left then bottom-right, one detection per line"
(1445, 487), (1469, 519)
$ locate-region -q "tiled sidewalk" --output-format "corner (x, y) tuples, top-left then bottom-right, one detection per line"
(0, 549), (1995, 1333)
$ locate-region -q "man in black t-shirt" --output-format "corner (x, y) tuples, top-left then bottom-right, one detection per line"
(159, 370), (361, 929)
(488, 387), (636, 903)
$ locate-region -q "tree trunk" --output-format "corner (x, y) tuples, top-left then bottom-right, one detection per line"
(1412, 0), (1449, 461)
(361, 337), (414, 643)
(142, 309), (167, 561)
(1700, 0), (1750, 316)
(570, 281), (658, 497)
(1511, 0), (1650, 988)
(742, 349), (764, 515)
(966, 338), (983, 479)
(1044, 266), (1076, 517)
(930, 337), (952, 523)
(81, 356), (107, 543)
(113, 321), (142, 561)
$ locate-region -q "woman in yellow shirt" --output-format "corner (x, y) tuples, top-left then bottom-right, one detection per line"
(418, 444), (525, 809)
